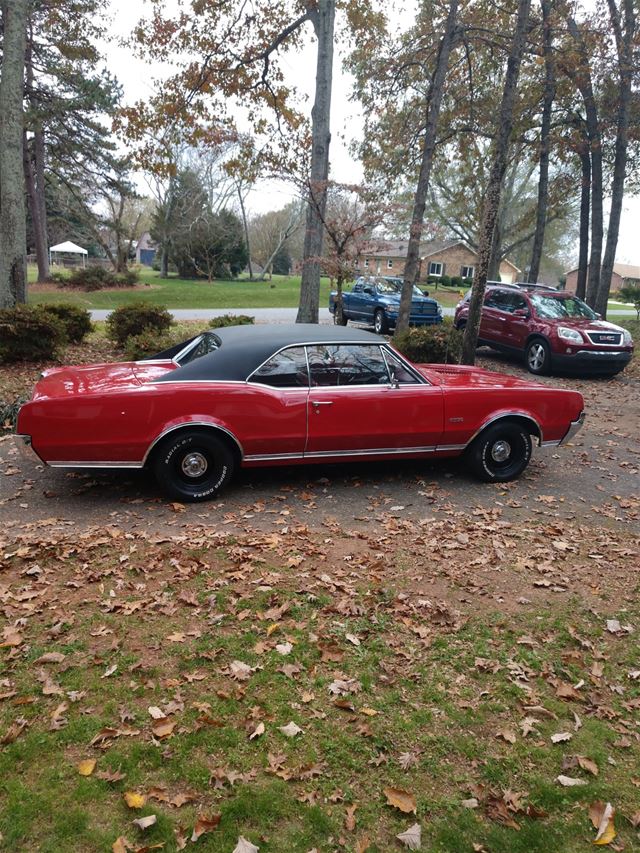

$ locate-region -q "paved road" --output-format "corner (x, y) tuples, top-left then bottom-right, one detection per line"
(90, 305), (634, 322)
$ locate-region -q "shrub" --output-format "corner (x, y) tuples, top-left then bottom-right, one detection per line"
(619, 283), (640, 319)
(393, 321), (463, 364)
(449, 275), (463, 288)
(440, 274), (451, 287)
(47, 271), (67, 285)
(123, 328), (184, 360)
(42, 304), (93, 344)
(56, 266), (140, 291)
(0, 305), (67, 363)
(208, 313), (255, 329)
(1, 398), (27, 433)
(106, 302), (173, 346)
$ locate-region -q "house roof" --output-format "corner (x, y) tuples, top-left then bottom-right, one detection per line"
(362, 239), (520, 273)
(566, 262), (640, 279)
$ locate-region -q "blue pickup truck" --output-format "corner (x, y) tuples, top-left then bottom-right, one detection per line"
(329, 276), (443, 334)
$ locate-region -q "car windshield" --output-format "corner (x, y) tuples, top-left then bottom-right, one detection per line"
(175, 332), (221, 365)
(530, 294), (597, 320)
(375, 280), (425, 298)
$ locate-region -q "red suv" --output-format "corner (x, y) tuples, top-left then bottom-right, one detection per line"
(454, 287), (634, 376)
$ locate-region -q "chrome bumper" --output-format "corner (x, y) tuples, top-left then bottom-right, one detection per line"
(15, 434), (44, 465)
(559, 412), (586, 445)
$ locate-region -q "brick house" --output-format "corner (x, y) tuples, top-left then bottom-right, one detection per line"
(565, 262), (640, 294)
(353, 239), (520, 283)
(136, 232), (157, 266)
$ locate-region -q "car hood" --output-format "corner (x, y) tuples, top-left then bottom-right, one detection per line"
(417, 363), (544, 389)
(540, 317), (626, 333)
(379, 293), (439, 307)
(32, 360), (177, 400)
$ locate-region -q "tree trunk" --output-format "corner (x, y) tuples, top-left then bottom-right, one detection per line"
(296, 0), (335, 324)
(596, 0), (635, 318)
(528, 0), (555, 284)
(34, 127), (49, 280)
(576, 144), (590, 299)
(237, 183), (253, 280)
(566, 16), (603, 309)
(160, 247), (169, 278)
(395, 0), (459, 335)
(488, 213), (502, 281)
(461, 0), (531, 365)
(0, 0), (29, 308)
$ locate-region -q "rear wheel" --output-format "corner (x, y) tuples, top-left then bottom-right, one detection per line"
(466, 421), (532, 482)
(374, 309), (389, 335)
(153, 430), (235, 502)
(525, 338), (551, 375)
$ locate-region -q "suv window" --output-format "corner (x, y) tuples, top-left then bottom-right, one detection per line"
(250, 347), (309, 387)
(307, 344), (390, 387)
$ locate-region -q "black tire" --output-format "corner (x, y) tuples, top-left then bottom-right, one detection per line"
(525, 338), (551, 375)
(374, 309), (389, 335)
(153, 430), (235, 502)
(466, 421), (532, 482)
(333, 310), (348, 326)
(456, 320), (467, 331)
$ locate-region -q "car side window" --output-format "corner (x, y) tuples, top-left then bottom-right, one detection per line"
(484, 291), (501, 308)
(250, 347), (309, 388)
(307, 344), (390, 387)
(509, 294), (529, 313)
(353, 282), (362, 292)
(383, 349), (420, 384)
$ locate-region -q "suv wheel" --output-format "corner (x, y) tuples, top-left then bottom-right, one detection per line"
(525, 338), (551, 375)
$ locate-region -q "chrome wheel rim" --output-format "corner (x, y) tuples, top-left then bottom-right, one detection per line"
(374, 314), (382, 332)
(181, 452), (208, 478)
(491, 440), (511, 462)
(528, 343), (545, 371)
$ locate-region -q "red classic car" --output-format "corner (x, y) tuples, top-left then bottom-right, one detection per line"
(454, 286), (634, 376)
(16, 324), (585, 501)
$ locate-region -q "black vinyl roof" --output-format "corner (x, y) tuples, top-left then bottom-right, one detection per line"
(154, 324), (385, 383)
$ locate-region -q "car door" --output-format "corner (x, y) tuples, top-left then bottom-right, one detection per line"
(502, 292), (531, 350)
(243, 346), (309, 459)
(347, 281), (366, 321)
(481, 290), (512, 346)
(305, 343), (443, 457)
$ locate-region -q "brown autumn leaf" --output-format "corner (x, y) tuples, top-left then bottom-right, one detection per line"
(34, 652), (66, 664)
(77, 759), (97, 776)
(151, 717), (176, 739)
(112, 838), (128, 853)
(1, 718), (27, 745)
(132, 815), (157, 830)
(384, 787), (417, 814)
(495, 727), (517, 744)
(577, 755), (599, 776)
(0, 627), (23, 648)
(345, 803), (358, 831)
(485, 796), (520, 830)
(249, 721), (265, 740)
(96, 768), (126, 782)
(190, 814), (222, 841)
(589, 801), (616, 845)
(555, 681), (583, 702)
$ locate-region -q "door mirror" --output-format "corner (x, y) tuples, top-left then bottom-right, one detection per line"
(595, 312), (602, 319)
(422, 290), (430, 297)
(513, 308), (529, 318)
(363, 286), (374, 295)
(389, 367), (400, 389)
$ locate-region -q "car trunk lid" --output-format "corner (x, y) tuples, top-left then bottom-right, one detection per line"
(32, 361), (177, 400)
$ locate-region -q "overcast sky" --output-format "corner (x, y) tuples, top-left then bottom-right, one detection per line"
(106, 0), (639, 267)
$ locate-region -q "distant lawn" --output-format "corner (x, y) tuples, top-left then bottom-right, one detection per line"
(28, 268), (333, 310)
(27, 266), (466, 310)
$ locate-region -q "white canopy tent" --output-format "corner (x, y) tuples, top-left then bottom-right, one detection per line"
(49, 241), (88, 268)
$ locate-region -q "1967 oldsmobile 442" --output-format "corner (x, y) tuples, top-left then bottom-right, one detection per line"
(16, 324), (585, 502)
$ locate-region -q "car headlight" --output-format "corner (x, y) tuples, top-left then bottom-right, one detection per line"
(557, 326), (584, 344)
(622, 329), (633, 345)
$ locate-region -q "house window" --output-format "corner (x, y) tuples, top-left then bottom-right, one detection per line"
(461, 265), (474, 279)
(387, 259), (393, 269)
(428, 261), (443, 276)
(364, 258), (369, 268)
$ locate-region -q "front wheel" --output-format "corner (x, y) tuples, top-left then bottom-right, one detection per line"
(374, 309), (389, 335)
(153, 430), (235, 502)
(525, 338), (551, 375)
(466, 421), (532, 482)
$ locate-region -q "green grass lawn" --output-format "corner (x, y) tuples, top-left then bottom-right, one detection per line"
(1, 517), (639, 852)
(28, 267), (333, 310)
(27, 266), (465, 310)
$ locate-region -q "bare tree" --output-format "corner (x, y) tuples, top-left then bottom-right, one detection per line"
(461, 0), (532, 365)
(395, 0), (459, 335)
(296, 0), (336, 323)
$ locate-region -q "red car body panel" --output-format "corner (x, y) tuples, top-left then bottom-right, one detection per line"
(18, 354), (584, 470)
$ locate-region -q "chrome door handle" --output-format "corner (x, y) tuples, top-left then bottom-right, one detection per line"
(311, 400), (333, 406)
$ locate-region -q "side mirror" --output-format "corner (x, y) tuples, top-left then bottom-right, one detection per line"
(595, 312), (602, 319)
(422, 290), (430, 297)
(389, 368), (400, 389)
(513, 308), (529, 318)
(363, 286), (373, 295)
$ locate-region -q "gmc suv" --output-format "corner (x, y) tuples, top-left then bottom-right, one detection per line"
(454, 286), (634, 376)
